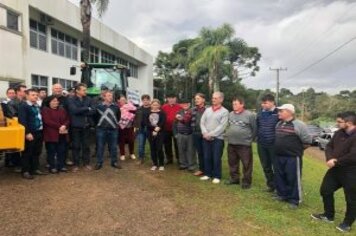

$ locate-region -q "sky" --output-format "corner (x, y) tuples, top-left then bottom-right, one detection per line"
(70, 0), (356, 94)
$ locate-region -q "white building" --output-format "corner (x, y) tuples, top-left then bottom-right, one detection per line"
(0, 0), (153, 97)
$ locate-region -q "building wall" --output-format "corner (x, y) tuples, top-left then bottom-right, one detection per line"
(0, 0), (153, 98)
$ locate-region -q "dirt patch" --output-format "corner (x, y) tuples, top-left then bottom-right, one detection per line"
(305, 147), (326, 162)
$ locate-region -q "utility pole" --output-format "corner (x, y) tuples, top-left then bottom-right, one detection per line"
(269, 67), (287, 105)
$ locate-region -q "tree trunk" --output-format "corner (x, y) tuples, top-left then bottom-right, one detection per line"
(80, 0), (91, 64)
(213, 62), (220, 92)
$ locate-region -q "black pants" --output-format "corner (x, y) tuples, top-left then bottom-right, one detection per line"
(71, 127), (90, 166)
(163, 130), (178, 163)
(257, 144), (277, 189)
(22, 131), (43, 173)
(320, 167), (356, 226)
(149, 133), (164, 167)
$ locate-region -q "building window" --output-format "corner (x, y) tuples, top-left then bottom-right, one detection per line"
(52, 78), (77, 91)
(51, 29), (78, 60)
(90, 46), (99, 63)
(117, 57), (127, 67)
(7, 10), (19, 31)
(31, 74), (48, 92)
(102, 50), (116, 63)
(29, 19), (47, 51)
(128, 62), (139, 78)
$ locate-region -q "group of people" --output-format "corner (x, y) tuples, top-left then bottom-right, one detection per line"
(1, 83), (355, 233)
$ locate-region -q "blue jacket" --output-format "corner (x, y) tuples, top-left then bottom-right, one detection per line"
(256, 108), (279, 147)
(18, 101), (43, 134)
(68, 95), (96, 128)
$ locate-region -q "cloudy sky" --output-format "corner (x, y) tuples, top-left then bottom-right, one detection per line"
(71, 0), (356, 94)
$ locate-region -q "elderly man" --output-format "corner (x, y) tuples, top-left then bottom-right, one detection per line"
(274, 104), (311, 208)
(200, 92), (229, 184)
(311, 111), (356, 233)
(43, 83), (68, 110)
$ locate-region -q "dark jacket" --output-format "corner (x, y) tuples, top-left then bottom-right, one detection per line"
(133, 106), (151, 130)
(173, 109), (193, 135)
(325, 129), (356, 167)
(256, 108), (279, 147)
(145, 110), (166, 136)
(67, 95), (95, 128)
(95, 103), (121, 129)
(7, 98), (24, 117)
(41, 107), (70, 142)
(18, 101), (43, 135)
(191, 105), (206, 134)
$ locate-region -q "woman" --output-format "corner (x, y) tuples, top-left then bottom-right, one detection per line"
(42, 95), (70, 173)
(117, 95), (137, 161)
(146, 99), (166, 171)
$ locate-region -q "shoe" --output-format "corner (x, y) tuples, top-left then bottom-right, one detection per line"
(310, 213), (334, 223)
(272, 195), (286, 202)
(265, 187), (275, 193)
(224, 180), (240, 185)
(179, 167), (187, 170)
(159, 166), (165, 171)
(14, 167), (22, 173)
(94, 164), (103, 170)
(212, 178), (221, 184)
(72, 166), (79, 173)
(65, 160), (74, 166)
(200, 176), (211, 181)
(60, 168), (68, 173)
(49, 168), (58, 174)
(22, 172), (34, 180)
(336, 223), (351, 233)
(193, 171), (204, 176)
(288, 203), (299, 209)
(242, 183), (251, 189)
(120, 155), (126, 161)
(151, 166), (157, 171)
(84, 165), (92, 171)
(130, 154), (136, 160)
(33, 170), (48, 175)
(111, 162), (122, 169)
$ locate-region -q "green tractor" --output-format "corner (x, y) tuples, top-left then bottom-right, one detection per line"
(70, 63), (130, 98)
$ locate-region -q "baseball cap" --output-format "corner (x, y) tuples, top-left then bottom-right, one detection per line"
(277, 104), (295, 114)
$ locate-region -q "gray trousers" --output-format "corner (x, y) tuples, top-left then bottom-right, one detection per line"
(176, 133), (196, 170)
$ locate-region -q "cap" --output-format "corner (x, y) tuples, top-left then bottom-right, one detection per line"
(277, 104), (295, 114)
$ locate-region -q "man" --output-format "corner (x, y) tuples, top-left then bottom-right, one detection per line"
(94, 91), (121, 170)
(68, 83), (96, 172)
(43, 83), (68, 110)
(225, 97), (256, 189)
(274, 104), (311, 208)
(37, 88), (47, 107)
(18, 88), (46, 179)
(133, 94), (151, 164)
(200, 92), (229, 184)
(191, 93), (207, 177)
(3, 87), (16, 103)
(161, 94), (181, 164)
(174, 98), (196, 171)
(311, 111), (356, 233)
(256, 94), (279, 192)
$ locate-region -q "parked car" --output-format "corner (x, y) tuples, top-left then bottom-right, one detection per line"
(317, 133), (333, 150)
(306, 125), (323, 146)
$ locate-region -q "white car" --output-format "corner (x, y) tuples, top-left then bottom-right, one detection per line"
(317, 133), (333, 150)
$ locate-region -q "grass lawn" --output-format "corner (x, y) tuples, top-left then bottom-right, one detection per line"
(165, 144), (346, 236)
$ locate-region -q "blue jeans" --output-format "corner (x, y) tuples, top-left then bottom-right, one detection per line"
(203, 138), (225, 179)
(45, 136), (67, 170)
(137, 129), (148, 160)
(96, 128), (118, 165)
(193, 133), (204, 172)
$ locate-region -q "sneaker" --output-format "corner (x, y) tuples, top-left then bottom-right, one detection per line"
(288, 203), (299, 209)
(72, 166), (79, 173)
(33, 170), (48, 175)
(65, 160), (74, 166)
(84, 165), (92, 171)
(111, 162), (122, 169)
(49, 168), (58, 174)
(310, 213), (334, 223)
(212, 178), (221, 184)
(272, 195), (286, 202)
(200, 176), (211, 181)
(336, 223), (351, 233)
(120, 155), (126, 161)
(193, 170), (204, 176)
(130, 154), (136, 160)
(22, 172), (34, 180)
(94, 164), (103, 170)
(151, 166), (158, 171)
(159, 166), (165, 171)
(14, 167), (22, 173)
(60, 168), (68, 173)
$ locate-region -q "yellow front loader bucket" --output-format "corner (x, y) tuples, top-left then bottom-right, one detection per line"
(0, 118), (25, 152)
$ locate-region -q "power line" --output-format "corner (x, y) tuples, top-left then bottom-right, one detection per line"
(287, 36), (356, 80)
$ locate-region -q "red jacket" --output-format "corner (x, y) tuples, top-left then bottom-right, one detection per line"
(41, 107), (70, 142)
(162, 103), (182, 132)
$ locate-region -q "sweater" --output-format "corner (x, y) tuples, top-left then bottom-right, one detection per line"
(96, 103), (121, 129)
(118, 102), (137, 129)
(256, 108), (279, 147)
(162, 104), (182, 132)
(41, 107), (70, 142)
(225, 110), (256, 146)
(67, 95), (95, 128)
(325, 128), (356, 167)
(275, 119), (312, 157)
(18, 101), (43, 134)
(200, 106), (229, 140)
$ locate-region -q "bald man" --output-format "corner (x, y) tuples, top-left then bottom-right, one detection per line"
(42, 83), (68, 110)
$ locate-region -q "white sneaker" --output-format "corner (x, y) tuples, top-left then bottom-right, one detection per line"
(200, 176), (210, 181)
(151, 166), (157, 171)
(212, 178), (220, 184)
(130, 154), (136, 160)
(120, 155), (126, 161)
(158, 166), (165, 171)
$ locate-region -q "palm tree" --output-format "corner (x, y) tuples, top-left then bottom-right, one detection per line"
(80, 0), (109, 63)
